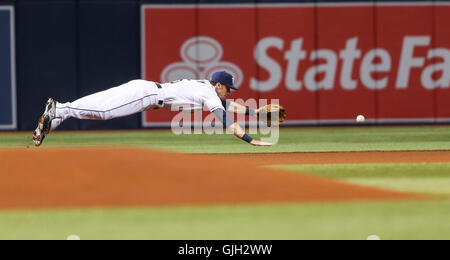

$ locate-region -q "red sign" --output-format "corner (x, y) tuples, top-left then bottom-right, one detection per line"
(142, 3), (450, 126)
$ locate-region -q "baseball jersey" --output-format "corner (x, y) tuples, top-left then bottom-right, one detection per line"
(160, 79), (225, 112)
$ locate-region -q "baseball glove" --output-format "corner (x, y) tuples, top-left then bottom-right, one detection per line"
(257, 104), (287, 125)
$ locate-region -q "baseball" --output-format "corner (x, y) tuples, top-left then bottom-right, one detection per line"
(67, 234), (81, 240)
(367, 235), (381, 240)
(356, 115), (365, 123)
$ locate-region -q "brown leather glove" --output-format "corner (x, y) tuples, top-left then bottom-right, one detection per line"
(257, 104), (287, 126)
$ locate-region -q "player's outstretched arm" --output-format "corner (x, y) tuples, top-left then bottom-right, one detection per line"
(224, 101), (287, 126)
(225, 101), (248, 115)
(223, 101), (258, 116)
(212, 109), (272, 146)
(228, 122), (272, 146)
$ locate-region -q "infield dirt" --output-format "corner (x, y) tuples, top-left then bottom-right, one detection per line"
(1, 148), (447, 209)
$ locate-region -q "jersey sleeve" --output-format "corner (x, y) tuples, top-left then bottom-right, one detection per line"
(202, 91), (226, 112)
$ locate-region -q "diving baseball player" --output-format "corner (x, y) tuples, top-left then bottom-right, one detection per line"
(33, 71), (284, 147)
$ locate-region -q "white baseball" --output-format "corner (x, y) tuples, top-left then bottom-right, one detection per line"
(67, 234), (81, 240)
(367, 235), (381, 240)
(356, 115), (365, 123)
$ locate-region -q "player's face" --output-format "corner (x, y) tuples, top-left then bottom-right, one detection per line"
(215, 83), (231, 100)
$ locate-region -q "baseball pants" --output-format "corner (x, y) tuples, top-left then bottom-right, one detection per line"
(51, 80), (163, 131)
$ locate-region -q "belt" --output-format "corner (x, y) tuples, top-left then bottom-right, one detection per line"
(155, 83), (164, 107)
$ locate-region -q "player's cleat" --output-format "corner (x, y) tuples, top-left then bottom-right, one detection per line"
(33, 98), (56, 147)
(32, 118), (46, 147)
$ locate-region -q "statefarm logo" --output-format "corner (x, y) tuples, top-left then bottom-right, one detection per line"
(161, 36), (244, 87)
(251, 36), (450, 92)
(160, 35), (449, 93)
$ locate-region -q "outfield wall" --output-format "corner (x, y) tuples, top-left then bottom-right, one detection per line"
(0, 0), (449, 130)
(0, 6), (16, 130)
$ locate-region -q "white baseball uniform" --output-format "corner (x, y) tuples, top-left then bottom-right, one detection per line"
(51, 79), (225, 131)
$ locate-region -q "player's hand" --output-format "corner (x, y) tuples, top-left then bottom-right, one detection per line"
(250, 140), (273, 146)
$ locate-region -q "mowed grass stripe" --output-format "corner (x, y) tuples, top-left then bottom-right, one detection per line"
(0, 200), (449, 240)
(345, 178), (450, 195)
(1, 126), (450, 153)
(272, 163), (450, 178)
(270, 163), (450, 196)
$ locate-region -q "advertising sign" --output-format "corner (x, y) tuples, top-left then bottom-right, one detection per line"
(142, 3), (450, 126)
(0, 6), (16, 129)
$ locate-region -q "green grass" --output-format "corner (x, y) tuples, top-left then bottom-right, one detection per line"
(1, 126), (449, 239)
(270, 163), (450, 195)
(0, 200), (449, 240)
(2, 126), (450, 153)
